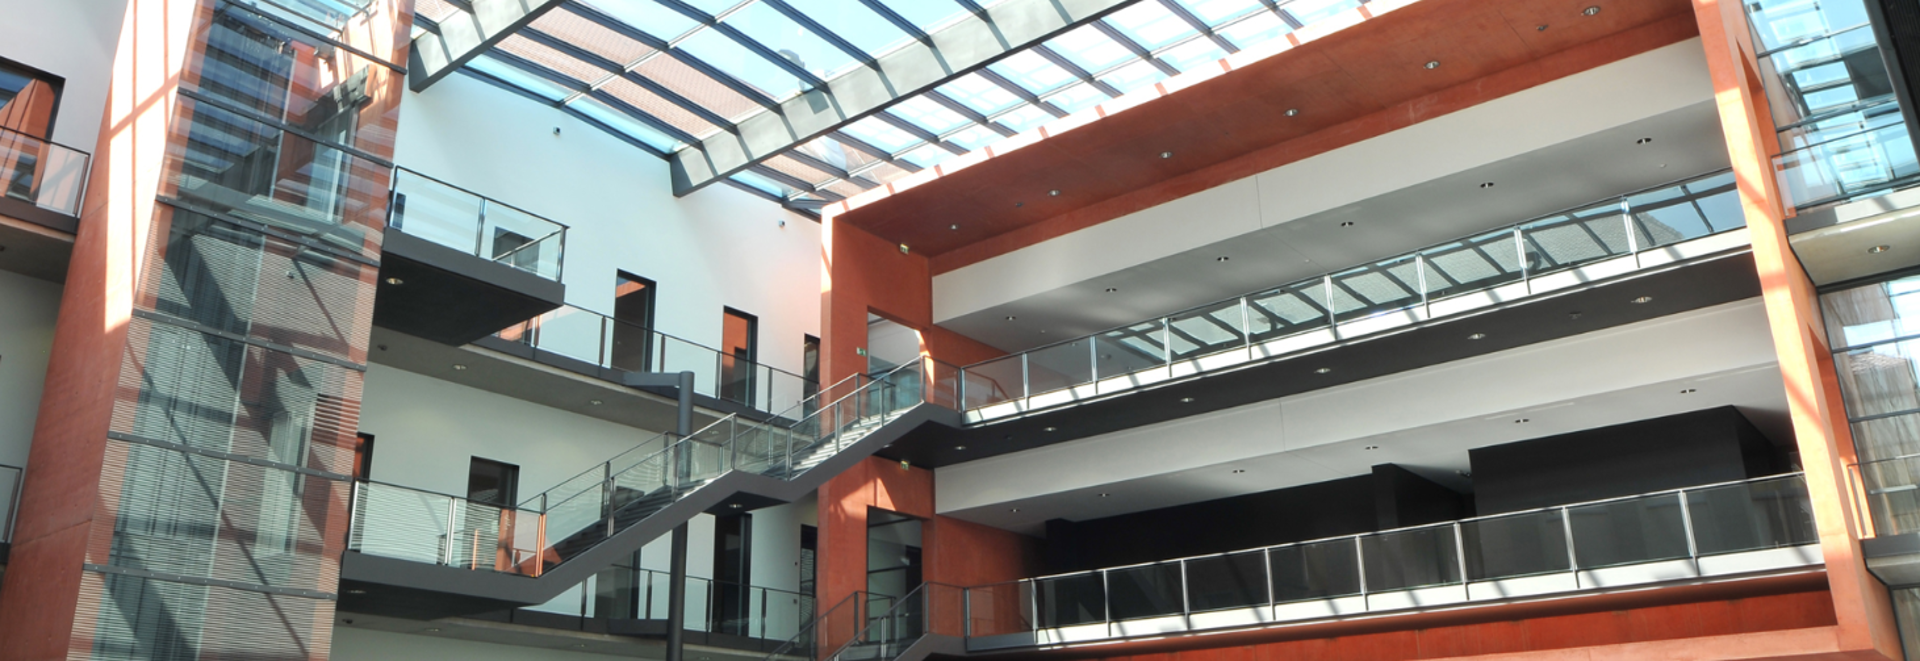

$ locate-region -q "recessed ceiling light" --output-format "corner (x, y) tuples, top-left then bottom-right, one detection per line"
(1285, 108), (1299, 117)
(1045, 426), (1058, 432)
(1005, 315), (1017, 321)
(452, 364), (468, 371)
(1216, 256), (1231, 262)
(1869, 245), (1891, 254)
(1635, 137), (1653, 145)
(1515, 418), (1531, 423)
(1339, 221), (1355, 227)
(1364, 445), (1379, 450)
(572, 644), (587, 649)
(1479, 182), (1496, 189)
(1161, 151), (1174, 159)
(346, 589), (367, 594)
(1104, 287), (1118, 293)
(1681, 388), (1697, 394)
(955, 445), (967, 451)
(1568, 311), (1583, 320)
(1015, 202), (1024, 207)
(950, 224), (959, 231)
(424, 628), (441, 632)
(1009, 508), (1019, 513)
(1231, 469), (1246, 474)
(1098, 493), (1109, 497)
(1584, 6), (1601, 15)
(1631, 296), (1653, 304)
(1425, 60), (1440, 69)
(898, 243), (910, 254)
(377, 344), (388, 351)
(1049, 189), (1061, 196)
(385, 277), (404, 285)
(589, 399), (603, 405)
(729, 503), (743, 509)
(1315, 367), (1332, 374)
(1180, 397), (1195, 403)
(1536, 24), (1548, 31)
(1468, 333), (1487, 340)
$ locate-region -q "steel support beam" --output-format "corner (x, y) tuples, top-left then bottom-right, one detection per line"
(668, 0), (1139, 197)
(409, 0), (566, 92)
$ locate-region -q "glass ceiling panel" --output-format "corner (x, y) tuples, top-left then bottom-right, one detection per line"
(841, 115), (922, 153)
(470, 54), (574, 101)
(1047, 25), (1134, 74)
(414, 0), (463, 23)
(944, 124), (1004, 151)
(993, 103), (1058, 133)
(1098, 59), (1169, 93)
(1106, 2), (1198, 50)
(937, 73), (1023, 116)
(1173, 0), (1265, 24)
(574, 96), (686, 151)
(871, 0), (972, 32)
(899, 143), (958, 169)
(779, 0), (917, 58)
(534, 9), (657, 66)
(1284, 0), (1362, 25)
(673, 0), (743, 17)
(1218, 10), (1290, 49)
(763, 153), (839, 187)
(631, 52), (765, 121)
(497, 34), (606, 84)
(674, 26), (807, 100)
(582, 0), (700, 39)
(722, 1), (861, 79)
(599, 76), (726, 138)
(890, 96), (971, 134)
(795, 134), (876, 172)
(989, 50), (1081, 95)
(732, 169), (794, 196)
(1160, 38), (1229, 71)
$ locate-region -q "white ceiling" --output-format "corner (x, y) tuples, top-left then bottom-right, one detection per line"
(935, 299), (1788, 535)
(934, 40), (1729, 353)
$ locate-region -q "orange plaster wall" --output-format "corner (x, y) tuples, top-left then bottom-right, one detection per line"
(820, 214), (1006, 389)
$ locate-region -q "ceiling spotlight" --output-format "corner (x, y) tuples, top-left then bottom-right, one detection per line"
(729, 503), (744, 509)
(955, 445), (967, 451)
(1315, 367), (1332, 374)
(572, 644), (587, 649)
(1479, 182), (1496, 189)
(1098, 493), (1110, 498)
(1105, 287), (1118, 293)
(1045, 426), (1058, 432)
(950, 224), (960, 231)
(1049, 189), (1061, 196)
(424, 628), (441, 633)
(1631, 296), (1653, 304)
(1584, 6), (1601, 15)
(1468, 333), (1487, 340)
(1161, 151), (1174, 159)
(1869, 245), (1891, 254)
(1425, 60), (1441, 69)
(452, 364), (468, 371)
(1015, 202), (1024, 207)
(898, 243), (910, 254)
(1568, 311), (1583, 320)
(1285, 108), (1300, 117)
(1216, 256), (1231, 262)
(1339, 221), (1355, 227)
(385, 277), (404, 285)
(1636, 137), (1654, 145)
(1009, 508), (1020, 513)
(1681, 388), (1698, 394)
(1005, 315), (1017, 321)
(1536, 24), (1548, 31)
(1515, 418), (1531, 423)
(346, 589), (367, 595)
(1364, 445), (1380, 450)
(1231, 469), (1247, 474)
(1180, 397), (1195, 403)
(589, 399), (603, 406)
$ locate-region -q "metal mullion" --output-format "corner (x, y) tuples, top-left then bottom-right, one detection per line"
(1154, 0), (1240, 53)
(924, 91), (1021, 137)
(1089, 21), (1184, 78)
(520, 29), (744, 132)
(975, 69), (1071, 117)
(1265, 0), (1305, 29)
(1032, 45), (1126, 98)
(853, 0), (934, 42)
(760, 0), (883, 64)
(563, 3), (783, 110)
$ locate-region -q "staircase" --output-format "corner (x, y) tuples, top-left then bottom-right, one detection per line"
(766, 583), (968, 661)
(342, 359), (962, 619)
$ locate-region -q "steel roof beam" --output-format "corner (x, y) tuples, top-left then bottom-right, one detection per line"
(409, 0), (568, 92)
(668, 0), (1141, 197)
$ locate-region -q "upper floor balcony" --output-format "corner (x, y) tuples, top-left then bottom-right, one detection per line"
(374, 167), (568, 345)
(0, 126), (90, 280)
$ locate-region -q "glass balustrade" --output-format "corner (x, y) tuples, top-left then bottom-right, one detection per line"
(962, 474), (1816, 639)
(388, 167), (567, 280)
(496, 303), (818, 416)
(0, 126), (89, 218)
(0, 463), (21, 543)
(518, 565), (815, 640)
(348, 357), (959, 579)
(1775, 121), (1920, 210)
(953, 169), (1746, 414)
(1855, 455), (1920, 536)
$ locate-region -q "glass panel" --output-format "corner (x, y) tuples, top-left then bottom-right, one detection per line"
(1095, 320), (1168, 377)
(890, 97), (972, 135)
(1160, 39), (1230, 72)
(1775, 121), (1920, 209)
(1519, 201), (1631, 276)
(1035, 572), (1106, 628)
(778, 0), (916, 58)
(1269, 539), (1361, 603)
(842, 115), (922, 153)
(990, 50), (1081, 96)
(1168, 298), (1247, 359)
(1097, 59), (1169, 95)
(1329, 255), (1422, 323)
(1184, 551), (1268, 612)
(1419, 228), (1523, 301)
(676, 28), (810, 101)
(1862, 455), (1920, 535)
(1685, 476), (1817, 555)
(1028, 339), (1094, 396)
(871, 0), (971, 31)
(1822, 274), (1920, 350)
(1174, 0), (1266, 24)
(1284, 0), (1362, 25)
(1047, 25), (1133, 74)
(994, 104), (1058, 133)
(585, 0), (702, 39)
(481, 201), (565, 279)
(1629, 171), (1743, 249)
(1462, 509), (1569, 581)
(1218, 11), (1290, 49)
(964, 354), (1025, 407)
(1361, 525), (1461, 592)
(1746, 0), (1871, 52)
(938, 73), (1023, 116)
(899, 143), (958, 169)
(1105, 563), (1183, 621)
(1106, 2), (1198, 50)
(1045, 82), (1112, 114)
(1566, 492), (1690, 569)
(0, 127), (88, 216)
(967, 581), (1035, 636)
(1833, 339), (1920, 419)
(1247, 280), (1330, 343)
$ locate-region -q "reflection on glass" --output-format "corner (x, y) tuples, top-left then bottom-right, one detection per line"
(1685, 476), (1817, 555)
(1270, 539), (1360, 603)
(1361, 526), (1460, 592)
(1566, 493), (1689, 569)
(1106, 563), (1183, 621)
(1185, 551), (1267, 612)
(1035, 573), (1105, 628)
(1462, 510), (1568, 581)
(1169, 299), (1247, 359)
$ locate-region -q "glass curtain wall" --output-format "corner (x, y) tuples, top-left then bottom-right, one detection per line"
(78, 0), (407, 659)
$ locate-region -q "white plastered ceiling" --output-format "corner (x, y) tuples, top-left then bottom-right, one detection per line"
(934, 39), (1726, 352)
(935, 298), (1788, 534)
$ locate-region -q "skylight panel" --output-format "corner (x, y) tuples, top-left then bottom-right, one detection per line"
(777, 0), (916, 58)
(898, 143), (958, 169)
(870, 0), (971, 32)
(988, 50), (1080, 95)
(723, 1), (861, 79)
(1172, 0), (1265, 25)
(1046, 24), (1134, 74)
(674, 27), (808, 100)
(942, 124), (1004, 151)
(1158, 38), (1228, 71)
(992, 103), (1057, 133)
(1107, 1), (1198, 50)
(580, 0), (700, 40)
(841, 115), (921, 153)
(1043, 82), (1111, 114)
(889, 97), (971, 135)
(1096, 59), (1169, 94)
(574, 96), (687, 151)
(936, 73), (1022, 116)
(1283, 0), (1361, 26)
(1218, 10), (1289, 49)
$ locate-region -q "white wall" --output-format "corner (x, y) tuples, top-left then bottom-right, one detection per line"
(391, 73), (822, 381)
(0, 0), (128, 147)
(0, 267), (61, 467)
(931, 39), (1718, 323)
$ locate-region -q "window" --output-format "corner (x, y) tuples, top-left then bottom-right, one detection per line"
(352, 433), (374, 481)
(803, 334), (821, 407)
(466, 458), (520, 508)
(0, 58), (61, 138)
(720, 308), (759, 406)
(712, 513), (753, 635)
(611, 272), (657, 372)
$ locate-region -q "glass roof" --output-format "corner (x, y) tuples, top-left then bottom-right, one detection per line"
(415, 0), (1357, 207)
